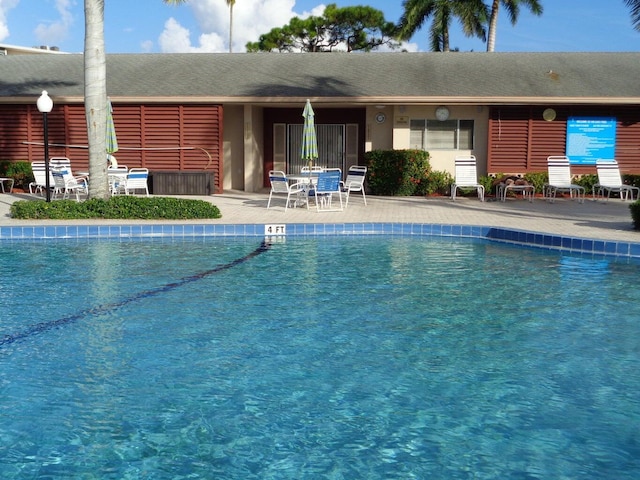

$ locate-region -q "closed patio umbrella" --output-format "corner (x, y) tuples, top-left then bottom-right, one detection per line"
(301, 99), (318, 172)
(106, 97), (119, 157)
(301, 99), (319, 194)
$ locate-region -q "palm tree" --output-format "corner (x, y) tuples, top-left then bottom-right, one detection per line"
(83, 0), (189, 200)
(397, 0), (488, 52)
(625, 0), (640, 31)
(84, 0), (109, 199)
(227, 0), (236, 53)
(485, 0), (543, 52)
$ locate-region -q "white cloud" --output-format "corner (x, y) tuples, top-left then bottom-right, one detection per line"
(140, 39), (154, 53)
(158, 0), (326, 53)
(397, 41), (420, 53)
(0, 0), (20, 42)
(159, 17), (226, 53)
(33, 0), (74, 46)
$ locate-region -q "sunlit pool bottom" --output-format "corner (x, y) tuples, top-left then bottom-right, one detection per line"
(1, 227), (639, 479)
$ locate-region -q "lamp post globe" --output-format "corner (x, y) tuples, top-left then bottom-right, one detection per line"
(36, 91), (53, 202)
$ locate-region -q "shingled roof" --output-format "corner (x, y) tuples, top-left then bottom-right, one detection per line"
(1, 52), (640, 105)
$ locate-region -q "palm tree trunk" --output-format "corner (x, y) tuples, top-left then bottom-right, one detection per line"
(229, 2), (234, 53)
(486, 0), (500, 52)
(84, 0), (109, 199)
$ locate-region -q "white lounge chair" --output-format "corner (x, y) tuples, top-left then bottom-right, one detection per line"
(544, 156), (584, 203)
(51, 165), (88, 201)
(267, 170), (305, 210)
(451, 155), (484, 201)
(29, 162), (48, 194)
(29, 158), (72, 195)
(341, 165), (367, 207)
(593, 159), (639, 201)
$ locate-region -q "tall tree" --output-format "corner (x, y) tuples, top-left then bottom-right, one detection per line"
(486, 0), (543, 52)
(246, 4), (399, 52)
(227, 0), (236, 53)
(397, 0), (487, 52)
(84, 0), (109, 199)
(625, 0), (640, 31)
(84, 0), (189, 200)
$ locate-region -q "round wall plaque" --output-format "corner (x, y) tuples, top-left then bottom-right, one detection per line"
(542, 108), (557, 121)
(375, 112), (386, 123)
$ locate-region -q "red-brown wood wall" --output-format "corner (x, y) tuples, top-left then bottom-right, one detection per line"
(488, 105), (640, 175)
(0, 103), (223, 193)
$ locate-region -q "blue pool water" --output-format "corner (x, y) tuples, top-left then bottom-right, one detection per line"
(1, 236), (639, 479)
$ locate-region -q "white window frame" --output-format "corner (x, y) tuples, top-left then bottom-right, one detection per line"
(410, 119), (474, 150)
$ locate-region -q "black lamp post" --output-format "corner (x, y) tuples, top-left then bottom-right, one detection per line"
(36, 90), (53, 202)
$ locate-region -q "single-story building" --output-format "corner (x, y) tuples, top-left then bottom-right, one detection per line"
(1, 52), (640, 194)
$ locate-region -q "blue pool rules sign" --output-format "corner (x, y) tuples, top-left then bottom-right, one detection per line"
(566, 117), (616, 164)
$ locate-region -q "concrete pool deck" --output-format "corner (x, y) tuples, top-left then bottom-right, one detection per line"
(0, 190), (638, 245)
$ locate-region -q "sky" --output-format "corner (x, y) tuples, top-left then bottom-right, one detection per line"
(1, 0), (639, 54)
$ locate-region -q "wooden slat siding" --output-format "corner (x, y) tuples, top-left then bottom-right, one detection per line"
(0, 105), (29, 159)
(0, 103), (222, 193)
(63, 104), (89, 164)
(616, 107), (640, 172)
(529, 107), (566, 171)
(489, 106), (640, 175)
(181, 105), (221, 171)
(488, 107), (530, 173)
(141, 106), (182, 170)
(113, 105), (143, 169)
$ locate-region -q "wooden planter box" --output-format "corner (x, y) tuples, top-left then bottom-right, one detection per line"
(149, 171), (213, 195)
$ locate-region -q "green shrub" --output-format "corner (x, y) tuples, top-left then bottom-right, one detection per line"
(523, 172), (547, 194)
(0, 161), (34, 190)
(10, 195), (222, 220)
(424, 170), (453, 195)
(575, 174), (598, 194)
(478, 175), (494, 196)
(623, 174), (640, 189)
(364, 149), (431, 196)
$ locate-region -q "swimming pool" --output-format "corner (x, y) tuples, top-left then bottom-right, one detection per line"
(1, 236), (639, 479)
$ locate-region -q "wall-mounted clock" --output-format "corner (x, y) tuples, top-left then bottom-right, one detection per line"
(375, 112), (386, 123)
(435, 105), (450, 121)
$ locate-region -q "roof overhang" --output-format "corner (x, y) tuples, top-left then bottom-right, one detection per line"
(4, 96), (640, 107)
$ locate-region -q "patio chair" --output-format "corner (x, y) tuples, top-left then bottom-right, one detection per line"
(51, 165), (88, 201)
(29, 158), (72, 195)
(593, 159), (639, 201)
(341, 165), (367, 207)
(451, 155), (484, 202)
(108, 166), (129, 194)
(29, 162), (48, 194)
(267, 170), (305, 210)
(123, 168), (149, 196)
(543, 156), (585, 203)
(312, 169), (343, 212)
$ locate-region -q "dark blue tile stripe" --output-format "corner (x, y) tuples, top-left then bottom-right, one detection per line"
(1, 223), (639, 259)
